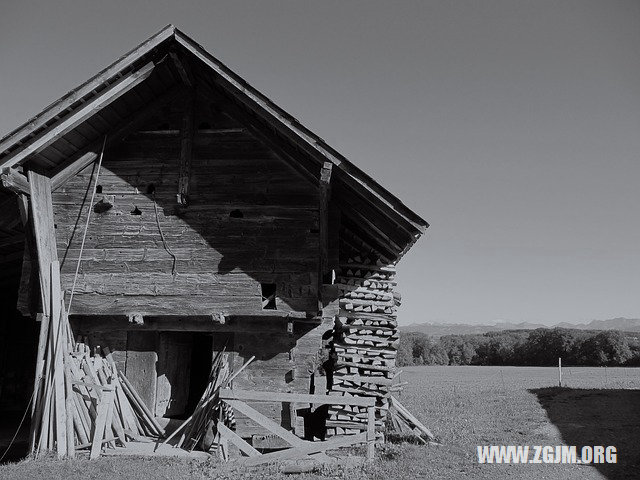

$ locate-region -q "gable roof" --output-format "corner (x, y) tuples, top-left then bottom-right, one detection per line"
(0, 25), (428, 260)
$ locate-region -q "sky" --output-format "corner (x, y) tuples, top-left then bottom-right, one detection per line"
(1, 1), (640, 325)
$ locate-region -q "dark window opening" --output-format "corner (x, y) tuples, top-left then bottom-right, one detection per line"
(130, 206), (142, 215)
(96, 184), (103, 194)
(198, 122), (211, 130)
(229, 209), (243, 219)
(261, 283), (277, 310)
(157, 122), (171, 130)
(146, 184), (156, 195)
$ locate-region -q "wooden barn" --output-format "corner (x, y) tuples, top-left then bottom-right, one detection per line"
(0, 26), (428, 459)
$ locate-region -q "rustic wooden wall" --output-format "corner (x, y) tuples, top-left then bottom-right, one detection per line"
(53, 97), (330, 430)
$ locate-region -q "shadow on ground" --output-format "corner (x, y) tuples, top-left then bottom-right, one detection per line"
(530, 387), (640, 479)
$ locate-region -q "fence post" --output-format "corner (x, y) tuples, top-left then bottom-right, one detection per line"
(558, 357), (562, 387)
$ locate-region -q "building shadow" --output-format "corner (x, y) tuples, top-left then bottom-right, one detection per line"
(530, 387), (640, 479)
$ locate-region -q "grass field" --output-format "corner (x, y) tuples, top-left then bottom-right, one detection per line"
(1, 366), (638, 479)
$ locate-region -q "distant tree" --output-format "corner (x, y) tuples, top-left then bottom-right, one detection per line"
(440, 335), (476, 365)
(576, 330), (632, 366)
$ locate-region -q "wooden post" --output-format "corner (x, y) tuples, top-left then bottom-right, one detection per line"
(177, 91), (195, 205)
(318, 162), (332, 310)
(27, 171), (60, 454)
(558, 357), (562, 387)
(366, 405), (375, 462)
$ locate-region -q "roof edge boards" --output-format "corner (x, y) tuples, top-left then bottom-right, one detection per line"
(0, 25), (176, 156)
(172, 29), (428, 234)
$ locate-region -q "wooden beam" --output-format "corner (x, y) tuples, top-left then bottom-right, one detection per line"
(28, 171), (58, 316)
(177, 92), (195, 205)
(70, 315), (318, 335)
(0, 62), (156, 170)
(1, 168), (29, 194)
(223, 400), (307, 448)
(0, 26), (174, 157)
(219, 389), (375, 407)
(169, 52), (193, 87)
(216, 422), (260, 458)
(319, 161), (332, 275)
(50, 86), (187, 190)
(240, 432), (367, 467)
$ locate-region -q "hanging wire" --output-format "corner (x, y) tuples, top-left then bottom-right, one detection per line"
(68, 135), (107, 311)
(153, 192), (177, 275)
(0, 389), (35, 463)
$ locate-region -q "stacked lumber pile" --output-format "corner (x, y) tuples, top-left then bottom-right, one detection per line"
(30, 260), (164, 459)
(326, 254), (399, 437)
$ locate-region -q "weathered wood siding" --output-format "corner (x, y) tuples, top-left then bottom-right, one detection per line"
(53, 121), (320, 317)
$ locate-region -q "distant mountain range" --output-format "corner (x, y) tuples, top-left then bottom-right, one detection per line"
(400, 317), (640, 337)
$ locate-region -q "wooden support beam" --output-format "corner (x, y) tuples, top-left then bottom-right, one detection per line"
(318, 161), (332, 310)
(169, 52), (193, 87)
(219, 389), (375, 407)
(177, 92), (195, 205)
(51, 86), (187, 190)
(0, 62), (156, 170)
(223, 399), (307, 448)
(200, 83), (319, 185)
(319, 161), (332, 275)
(216, 422), (260, 458)
(28, 171), (58, 315)
(240, 432), (368, 467)
(1, 168), (29, 194)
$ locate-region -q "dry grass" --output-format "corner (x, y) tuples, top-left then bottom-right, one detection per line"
(2, 366), (638, 480)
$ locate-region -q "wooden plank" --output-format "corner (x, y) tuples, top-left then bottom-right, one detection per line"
(64, 357), (75, 458)
(390, 395), (434, 440)
(49, 262), (67, 458)
(90, 389), (115, 459)
(28, 312), (50, 452)
(124, 331), (158, 413)
(219, 389), (375, 407)
(366, 406), (375, 461)
(240, 432), (367, 467)
(224, 399), (306, 448)
(0, 62), (156, 169)
(217, 422), (260, 458)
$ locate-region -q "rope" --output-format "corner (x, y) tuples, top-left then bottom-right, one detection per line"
(0, 388), (35, 463)
(68, 135), (107, 311)
(153, 192), (177, 275)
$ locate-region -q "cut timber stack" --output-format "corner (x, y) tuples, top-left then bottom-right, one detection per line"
(29, 260), (165, 459)
(326, 252), (399, 437)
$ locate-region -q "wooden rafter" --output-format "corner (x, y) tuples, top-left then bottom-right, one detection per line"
(50, 86), (187, 190)
(0, 62), (157, 170)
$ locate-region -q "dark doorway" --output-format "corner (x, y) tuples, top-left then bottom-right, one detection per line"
(184, 333), (213, 417)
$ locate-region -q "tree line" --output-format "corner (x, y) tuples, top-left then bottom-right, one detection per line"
(397, 328), (640, 367)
